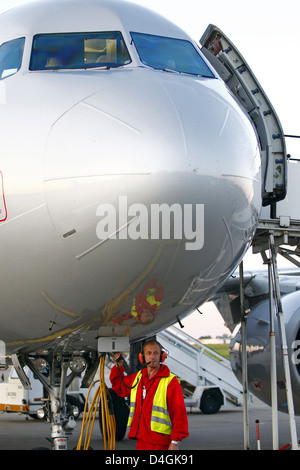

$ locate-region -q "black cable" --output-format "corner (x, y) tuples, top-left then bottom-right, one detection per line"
(115, 357), (145, 390)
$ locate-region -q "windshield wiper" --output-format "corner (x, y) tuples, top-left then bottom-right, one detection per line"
(162, 68), (177, 73)
(87, 63), (128, 71)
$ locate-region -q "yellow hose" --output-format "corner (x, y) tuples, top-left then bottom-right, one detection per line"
(76, 355), (116, 450)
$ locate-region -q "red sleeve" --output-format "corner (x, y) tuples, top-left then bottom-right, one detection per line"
(109, 365), (137, 398)
(167, 377), (189, 442)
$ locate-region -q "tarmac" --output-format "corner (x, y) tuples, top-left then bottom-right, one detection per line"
(0, 397), (299, 452)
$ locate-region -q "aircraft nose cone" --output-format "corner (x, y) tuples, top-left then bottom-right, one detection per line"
(44, 70), (261, 272)
(43, 70), (261, 329)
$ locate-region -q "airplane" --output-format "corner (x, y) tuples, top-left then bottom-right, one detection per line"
(214, 269), (300, 416)
(0, 0), (287, 449)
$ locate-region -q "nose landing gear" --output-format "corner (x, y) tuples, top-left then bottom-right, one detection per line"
(14, 351), (98, 450)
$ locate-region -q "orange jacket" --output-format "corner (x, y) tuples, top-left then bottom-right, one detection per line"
(109, 364), (189, 446)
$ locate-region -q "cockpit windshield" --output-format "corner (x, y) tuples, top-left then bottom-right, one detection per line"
(0, 37), (25, 80)
(29, 32), (131, 70)
(131, 32), (215, 78)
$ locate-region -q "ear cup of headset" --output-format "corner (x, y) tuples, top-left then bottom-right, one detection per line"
(160, 350), (166, 362)
(138, 350), (166, 363)
(138, 352), (144, 364)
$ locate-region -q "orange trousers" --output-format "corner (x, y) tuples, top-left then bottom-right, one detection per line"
(136, 439), (170, 450)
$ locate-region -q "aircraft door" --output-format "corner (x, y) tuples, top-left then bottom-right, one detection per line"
(200, 25), (287, 215)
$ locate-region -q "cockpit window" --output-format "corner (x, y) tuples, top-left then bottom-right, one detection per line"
(131, 32), (215, 78)
(0, 37), (25, 80)
(29, 32), (131, 71)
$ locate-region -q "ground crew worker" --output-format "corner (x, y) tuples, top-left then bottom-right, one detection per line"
(110, 339), (189, 450)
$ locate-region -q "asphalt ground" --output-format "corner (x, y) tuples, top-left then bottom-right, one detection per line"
(0, 397), (299, 453)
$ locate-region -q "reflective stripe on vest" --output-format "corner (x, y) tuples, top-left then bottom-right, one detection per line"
(127, 370), (176, 435)
(127, 370), (143, 427)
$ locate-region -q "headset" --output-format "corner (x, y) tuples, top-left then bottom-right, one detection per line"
(138, 339), (167, 365)
(115, 339), (167, 390)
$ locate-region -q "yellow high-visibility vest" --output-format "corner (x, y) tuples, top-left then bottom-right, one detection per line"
(127, 370), (176, 434)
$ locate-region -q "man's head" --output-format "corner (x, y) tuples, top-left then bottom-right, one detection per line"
(140, 339), (166, 368)
(143, 339), (161, 352)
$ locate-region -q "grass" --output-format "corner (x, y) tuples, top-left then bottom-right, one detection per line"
(206, 343), (230, 360)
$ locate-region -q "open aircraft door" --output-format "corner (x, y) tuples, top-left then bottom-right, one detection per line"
(200, 25), (287, 216)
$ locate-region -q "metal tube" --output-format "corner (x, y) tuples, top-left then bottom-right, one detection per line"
(267, 247), (279, 450)
(269, 233), (299, 450)
(239, 261), (249, 450)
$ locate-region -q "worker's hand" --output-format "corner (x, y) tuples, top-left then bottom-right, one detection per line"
(168, 442), (179, 450)
(112, 352), (124, 367)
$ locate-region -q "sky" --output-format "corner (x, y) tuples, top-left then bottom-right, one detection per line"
(0, 0), (299, 338)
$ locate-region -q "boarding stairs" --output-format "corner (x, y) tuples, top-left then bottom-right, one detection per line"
(157, 325), (245, 410)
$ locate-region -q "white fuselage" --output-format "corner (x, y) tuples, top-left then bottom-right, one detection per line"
(0, 0), (261, 355)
